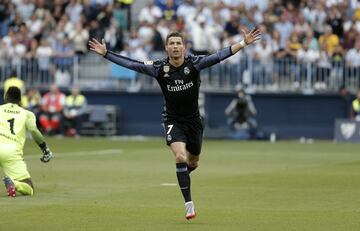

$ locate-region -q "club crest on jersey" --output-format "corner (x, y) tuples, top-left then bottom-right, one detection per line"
(163, 65), (170, 77)
(184, 67), (190, 75)
(167, 134), (172, 141)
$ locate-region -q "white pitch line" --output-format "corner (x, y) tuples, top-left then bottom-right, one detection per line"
(161, 183), (177, 186)
(25, 149), (123, 159)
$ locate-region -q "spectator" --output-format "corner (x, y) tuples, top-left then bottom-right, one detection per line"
(104, 21), (124, 52)
(69, 22), (89, 55)
(57, 14), (74, 36)
(36, 38), (53, 85)
(16, 0), (35, 22)
(39, 84), (66, 135)
(249, 5), (264, 25)
(112, 1), (128, 30)
(54, 35), (75, 86)
(222, 0), (242, 10)
(22, 87), (41, 119)
(97, 3), (113, 29)
(174, 15), (185, 31)
(297, 42), (320, 64)
(270, 30), (281, 55)
(319, 25), (339, 55)
(293, 13), (311, 39)
(224, 11), (240, 36)
(88, 20), (104, 42)
(176, 0), (197, 24)
(303, 29), (319, 51)
(23, 38), (39, 82)
(7, 36), (27, 74)
(65, 0), (83, 24)
(41, 10), (56, 39)
(189, 15), (213, 55)
(274, 12), (293, 49)
(150, 22), (165, 53)
(17, 22), (31, 50)
(0, 40), (6, 74)
(287, 32), (303, 56)
(214, 1), (231, 26)
(26, 12), (43, 39)
(310, 2), (327, 37)
(3, 71), (25, 96)
(240, 7), (258, 29)
(253, 38), (273, 87)
(343, 24), (358, 50)
(156, 19), (170, 42)
(51, 0), (66, 22)
(352, 90), (360, 120)
(9, 11), (24, 33)
(0, 0), (13, 38)
(326, 5), (343, 38)
(62, 86), (87, 137)
(345, 38), (360, 87)
(330, 45), (345, 88)
(221, 31), (244, 85)
(138, 21), (155, 50)
(263, 1), (281, 25)
(196, 1), (213, 25)
(345, 38), (360, 68)
(138, 0), (163, 24)
(297, 43), (320, 87)
(315, 42), (332, 89)
(161, 0), (178, 21)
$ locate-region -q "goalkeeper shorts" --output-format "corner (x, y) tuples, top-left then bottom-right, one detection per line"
(0, 143), (31, 181)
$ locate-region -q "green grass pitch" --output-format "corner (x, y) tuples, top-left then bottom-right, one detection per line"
(0, 138), (359, 231)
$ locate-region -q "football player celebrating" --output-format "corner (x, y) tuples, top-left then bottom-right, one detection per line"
(89, 27), (260, 219)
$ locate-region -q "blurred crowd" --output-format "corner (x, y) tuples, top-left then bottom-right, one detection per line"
(4, 73), (88, 137)
(0, 0), (360, 88)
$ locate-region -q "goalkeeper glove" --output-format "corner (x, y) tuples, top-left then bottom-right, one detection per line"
(39, 143), (53, 163)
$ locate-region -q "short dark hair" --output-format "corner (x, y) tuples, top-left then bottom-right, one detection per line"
(5, 86), (22, 105)
(165, 31), (184, 45)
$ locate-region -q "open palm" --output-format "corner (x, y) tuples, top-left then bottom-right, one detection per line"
(88, 38), (107, 56)
(241, 27), (261, 45)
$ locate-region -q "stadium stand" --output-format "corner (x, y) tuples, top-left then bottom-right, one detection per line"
(0, 0), (360, 139)
(0, 0), (359, 93)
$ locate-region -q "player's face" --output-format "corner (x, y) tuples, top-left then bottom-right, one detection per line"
(166, 37), (185, 59)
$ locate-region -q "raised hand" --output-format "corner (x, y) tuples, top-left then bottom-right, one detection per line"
(240, 27), (261, 45)
(88, 38), (107, 56)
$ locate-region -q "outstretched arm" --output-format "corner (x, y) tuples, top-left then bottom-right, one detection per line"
(195, 27), (261, 71)
(26, 112), (53, 163)
(88, 38), (158, 77)
(230, 27), (261, 55)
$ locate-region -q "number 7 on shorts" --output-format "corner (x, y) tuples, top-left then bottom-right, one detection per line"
(167, 124), (174, 134)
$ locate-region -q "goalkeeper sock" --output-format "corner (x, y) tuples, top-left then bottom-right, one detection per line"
(14, 181), (34, 196)
(176, 163), (192, 202)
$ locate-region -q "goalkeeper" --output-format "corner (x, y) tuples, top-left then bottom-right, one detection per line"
(0, 86), (53, 197)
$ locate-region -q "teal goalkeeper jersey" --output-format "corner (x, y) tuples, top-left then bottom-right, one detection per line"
(0, 103), (45, 154)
